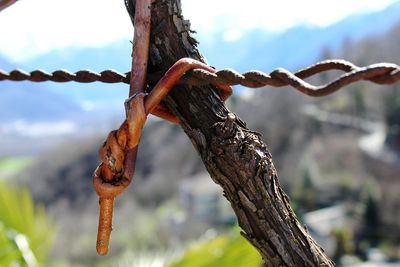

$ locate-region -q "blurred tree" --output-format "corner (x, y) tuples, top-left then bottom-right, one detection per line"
(351, 86), (367, 118)
(331, 227), (355, 263)
(293, 167), (317, 213)
(383, 84), (400, 151)
(362, 191), (381, 246)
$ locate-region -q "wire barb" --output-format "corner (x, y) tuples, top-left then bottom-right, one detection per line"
(1, 59), (400, 97)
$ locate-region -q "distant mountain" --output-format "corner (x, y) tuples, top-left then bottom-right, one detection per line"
(197, 0), (400, 72)
(19, 40), (132, 109)
(13, 0), (400, 109)
(24, 40), (132, 72)
(0, 56), (82, 122)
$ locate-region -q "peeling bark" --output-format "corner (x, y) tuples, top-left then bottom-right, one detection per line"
(145, 1), (334, 266)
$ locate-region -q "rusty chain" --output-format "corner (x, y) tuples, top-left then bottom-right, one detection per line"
(1, 60), (400, 97)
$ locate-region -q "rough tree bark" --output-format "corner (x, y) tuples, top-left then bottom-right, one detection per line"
(145, 1), (334, 266)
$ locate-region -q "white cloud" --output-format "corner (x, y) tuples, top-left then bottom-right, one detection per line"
(0, 0), (398, 62)
(223, 29), (243, 42)
(0, 0), (132, 61)
(182, 0), (398, 32)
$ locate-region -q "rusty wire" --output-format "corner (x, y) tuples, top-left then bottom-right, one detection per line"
(1, 60), (400, 97)
(182, 60), (400, 96)
(93, 0), (152, 256)
(0, 69), (130, 83)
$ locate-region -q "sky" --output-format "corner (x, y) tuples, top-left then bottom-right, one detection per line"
(0, 0), (398, 62)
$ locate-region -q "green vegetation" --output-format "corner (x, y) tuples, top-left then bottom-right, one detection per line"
(0, 181), (54, 267)
(0, 157), (32, 178)
(168, 229), (262, 267)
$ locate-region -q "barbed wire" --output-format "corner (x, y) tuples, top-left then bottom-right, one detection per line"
(1, 59), (400, 97)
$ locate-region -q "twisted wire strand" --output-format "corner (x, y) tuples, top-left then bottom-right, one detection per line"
(0, 69), (130, 83)
(180, 60), (400, 96)
(1, 60), (400, 97)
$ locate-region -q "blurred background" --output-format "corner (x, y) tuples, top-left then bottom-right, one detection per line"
(1, 0), (400, 266)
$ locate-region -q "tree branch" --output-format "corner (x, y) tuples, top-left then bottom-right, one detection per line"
(146, 1), (333, 266)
